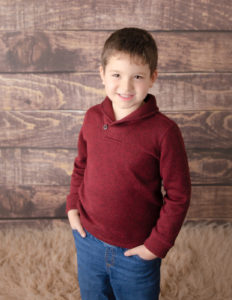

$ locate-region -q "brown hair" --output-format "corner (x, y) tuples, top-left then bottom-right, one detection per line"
(101, 27), (158, 76)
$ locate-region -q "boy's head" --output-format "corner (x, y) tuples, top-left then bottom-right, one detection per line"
(101, 27), (158, 76)
(99, 28), (158, 120)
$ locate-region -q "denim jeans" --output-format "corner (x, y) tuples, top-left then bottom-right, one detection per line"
(72, 229), (161, 300)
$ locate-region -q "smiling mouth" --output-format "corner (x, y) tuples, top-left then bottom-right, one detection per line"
(118, 94), (134, 101)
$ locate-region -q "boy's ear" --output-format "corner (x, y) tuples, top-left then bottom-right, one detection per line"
(99, 65), (105, 85)
(149, 70), (158, 88)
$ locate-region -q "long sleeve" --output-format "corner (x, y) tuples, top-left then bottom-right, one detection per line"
(66, 127), (87, 213)
(144, 124), (191, 258)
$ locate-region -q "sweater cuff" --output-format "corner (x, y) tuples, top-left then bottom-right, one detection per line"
(144, 234), (173, 259)
(65, 194), (80, 214)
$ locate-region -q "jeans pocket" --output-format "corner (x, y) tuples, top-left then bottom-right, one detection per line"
(72, 229), (80, 240)
(133, 254), (160, 264)
(72, 229), (85, 241)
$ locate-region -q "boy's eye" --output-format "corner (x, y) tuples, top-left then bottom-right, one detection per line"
(112, 74), (120, 78)
(135, 75), (143, 79)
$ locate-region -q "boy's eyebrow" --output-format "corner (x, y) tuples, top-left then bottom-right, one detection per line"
(109, 69), (147, 75)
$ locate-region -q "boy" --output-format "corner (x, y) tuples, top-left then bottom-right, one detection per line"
(66, 28), (191, 300)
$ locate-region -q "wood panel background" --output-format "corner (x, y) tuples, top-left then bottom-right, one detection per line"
(0, 0), (231, 226)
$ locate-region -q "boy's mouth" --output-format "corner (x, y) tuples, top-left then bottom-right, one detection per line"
(118, 94), (134, 101)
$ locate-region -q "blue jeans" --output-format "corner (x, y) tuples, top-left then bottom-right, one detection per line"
(72, 229), (161, 300)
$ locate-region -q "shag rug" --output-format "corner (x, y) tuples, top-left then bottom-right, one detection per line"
(0, 222), (231, 300)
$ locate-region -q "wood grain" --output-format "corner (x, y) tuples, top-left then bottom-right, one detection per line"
(0, 185), (68, 218)
(0, 0), (231, 31)
(0, 148), (231, 186)
(187, 186), (232, 220)
(0, 148), (75, 186)
(0, 73), (105, 111)
(188, 149), (232, 185)
(0, 73), (231, 111)
(167, 111), (232, 149)
(0, 185), (231, 220)
(0, 32), (231, 72)
(0, 111), (84, 148)
(0, 111), (231, 149)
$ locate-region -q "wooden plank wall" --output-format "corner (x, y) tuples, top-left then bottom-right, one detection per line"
(0, 0), (232, 225)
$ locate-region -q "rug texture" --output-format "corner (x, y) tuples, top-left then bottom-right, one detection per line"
(0, 222), (231, 300)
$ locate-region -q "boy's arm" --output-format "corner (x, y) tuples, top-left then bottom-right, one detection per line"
(143, 123), (191, 258)
(66, 127), (87, 215)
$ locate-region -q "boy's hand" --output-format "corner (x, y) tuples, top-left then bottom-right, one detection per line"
(124, 245), (157, 260)
(67, 209), (86, 238)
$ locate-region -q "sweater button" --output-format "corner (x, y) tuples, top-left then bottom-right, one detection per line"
(103, 124), (108, 130)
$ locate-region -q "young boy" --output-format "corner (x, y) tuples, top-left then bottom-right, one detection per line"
(66, 27), (191, 300)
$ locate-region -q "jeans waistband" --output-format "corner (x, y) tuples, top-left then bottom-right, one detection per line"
(85, 230), (125, 250)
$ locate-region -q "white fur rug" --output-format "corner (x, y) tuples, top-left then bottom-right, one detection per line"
(0, 222), (231, 300)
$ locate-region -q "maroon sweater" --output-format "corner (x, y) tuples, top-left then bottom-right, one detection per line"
(66, 94), (191, 258)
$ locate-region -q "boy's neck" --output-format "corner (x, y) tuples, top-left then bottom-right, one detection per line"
(112, 101), (144, 121)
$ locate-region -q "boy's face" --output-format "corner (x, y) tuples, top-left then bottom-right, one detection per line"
(100, 52), (157, 119)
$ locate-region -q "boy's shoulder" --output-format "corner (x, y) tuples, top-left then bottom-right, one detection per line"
(146, 93), (180, 134)
(151, 110), (180, 138)
(83, 102), (102, 121)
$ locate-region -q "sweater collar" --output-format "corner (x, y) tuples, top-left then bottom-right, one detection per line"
(101, 94), (159, 125)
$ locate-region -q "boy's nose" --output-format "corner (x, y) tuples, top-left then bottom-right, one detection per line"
(120, 79), (133, 93)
